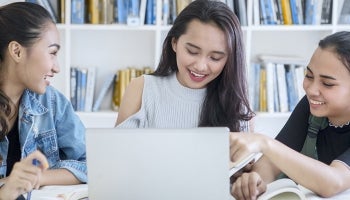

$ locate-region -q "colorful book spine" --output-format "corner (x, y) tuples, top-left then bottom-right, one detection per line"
(280, 0), (292, 25)
(71, 0), (85, 24)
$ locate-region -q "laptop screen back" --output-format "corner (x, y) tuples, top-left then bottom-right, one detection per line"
(86, 127), (231, 200)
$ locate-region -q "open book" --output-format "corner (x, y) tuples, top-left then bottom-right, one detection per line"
(23, 184), (88, 200)
(257, 178), (306, 200)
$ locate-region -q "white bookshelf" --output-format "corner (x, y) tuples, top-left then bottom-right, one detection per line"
(5, 0), (350, 133)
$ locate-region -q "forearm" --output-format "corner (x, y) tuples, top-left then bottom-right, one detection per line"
(262, 138), (350, 197)
(40, 168), (81, 186)
(252, 155), (280, 183)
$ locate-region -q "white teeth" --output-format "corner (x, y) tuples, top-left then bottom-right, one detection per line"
(310, 99), (324, 105)
(190, 71), (205, 77)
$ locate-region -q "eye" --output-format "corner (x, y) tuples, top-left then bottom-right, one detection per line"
(305, 74), (313, 79)
(210, 56), (221, 61)
(323, 82), (334, 87)
(51, 51), (58, 56)
(187, 49), (198, 55)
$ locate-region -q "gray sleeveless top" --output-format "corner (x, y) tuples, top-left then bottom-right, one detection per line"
(117, 73), (206, 128)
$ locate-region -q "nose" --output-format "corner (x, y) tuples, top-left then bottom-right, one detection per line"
(194, 56), (208, 72)
(52, 61), (60, 74)
(303, 78), (320, 96)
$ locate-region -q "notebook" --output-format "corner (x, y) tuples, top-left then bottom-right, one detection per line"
(85, 127), (232, 200)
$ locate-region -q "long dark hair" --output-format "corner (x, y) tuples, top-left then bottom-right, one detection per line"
(152, 0), (254, 131)
(319, 31), (350, 73)
(0, 2), (53, 139)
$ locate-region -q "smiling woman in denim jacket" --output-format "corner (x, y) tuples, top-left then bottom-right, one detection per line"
(0, 2), (86, 199)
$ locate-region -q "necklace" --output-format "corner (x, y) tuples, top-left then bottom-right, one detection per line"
(328, 120), (350, 128)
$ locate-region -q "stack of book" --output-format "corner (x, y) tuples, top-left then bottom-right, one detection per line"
(249, 55), (307, 113)
(112, 66), (153, 110)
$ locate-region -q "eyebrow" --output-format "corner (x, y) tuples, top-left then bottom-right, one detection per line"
(186, 42), (226, 55)
(306, 66), (336, 80)
(49, 43), (61, 50)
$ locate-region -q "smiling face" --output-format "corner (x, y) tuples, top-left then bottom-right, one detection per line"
(171, 19), (228, 89)
(16, 23), (60, 94)
(303, 47), (350, 125)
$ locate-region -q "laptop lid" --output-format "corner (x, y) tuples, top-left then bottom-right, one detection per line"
(86, 127), (231, 200)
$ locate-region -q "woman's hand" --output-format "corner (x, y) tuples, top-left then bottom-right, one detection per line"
(0, 150), (49, 200)
(230, 132), (268, 165)
(231, 171), (267, 200)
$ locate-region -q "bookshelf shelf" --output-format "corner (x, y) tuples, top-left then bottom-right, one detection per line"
(4, 0), (350, 132)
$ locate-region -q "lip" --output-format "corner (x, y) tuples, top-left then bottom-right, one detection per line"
(189, 70), (207, 82)
(308, 98), (325, 110)
(44, 75), (54, 85)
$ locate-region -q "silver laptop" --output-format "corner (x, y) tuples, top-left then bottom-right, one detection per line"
(86, 127), (232, 200)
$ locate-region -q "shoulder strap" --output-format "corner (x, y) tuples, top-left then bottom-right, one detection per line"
(301, 114), (328, 159)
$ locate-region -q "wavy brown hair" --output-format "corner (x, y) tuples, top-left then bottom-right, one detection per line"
(152, 0), (254, 131)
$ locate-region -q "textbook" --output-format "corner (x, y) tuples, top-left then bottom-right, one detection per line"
(257, 178), (306, 200)
(23, 184), (88, 200)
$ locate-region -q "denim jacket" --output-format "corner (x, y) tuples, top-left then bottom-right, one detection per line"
(0, 86), (87, 182)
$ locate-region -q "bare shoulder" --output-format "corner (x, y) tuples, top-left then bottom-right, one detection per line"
(116, 76), (144, 126)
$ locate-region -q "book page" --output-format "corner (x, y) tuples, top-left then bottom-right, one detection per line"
(258, 178), (306, 200)
(23, 184), (88, 200)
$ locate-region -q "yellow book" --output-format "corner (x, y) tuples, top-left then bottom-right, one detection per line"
(259, 67), (267, 112)
(176, 0), (191, 15)
(60, 0), (65, 23)
(281, 0), (292, 25)
(88, 0), (100, 24)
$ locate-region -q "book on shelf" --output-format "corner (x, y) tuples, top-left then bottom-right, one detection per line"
(71, 0), (85, 24)
(139, 0), (147, 24)
(176, 0), (191, 16)
(275, 63), (288, 112)
(290, 0), (302, 24)
(92, 73), (116, 112)
(339, 0), (350, 24)
(280, 0), (292, 24)
(112, 66), (153, 110)
(251, 55), (306, 113)
(84, 67), (96, 112)
(127, 0), (141, 25)
(70, 67), (97, 112)
(320, 0), (332, 24)
(304, 0), (323, 25)
(23, 184), (88, 200)
(117, 0), (128, 24)
(265, 62), (276, 113)
(88, 0), (100, 24)
(233, 0), (248, 26)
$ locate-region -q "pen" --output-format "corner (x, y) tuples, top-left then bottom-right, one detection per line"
(26, 159), (38, 200)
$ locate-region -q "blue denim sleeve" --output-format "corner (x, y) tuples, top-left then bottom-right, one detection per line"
(51, 88), (87, 183)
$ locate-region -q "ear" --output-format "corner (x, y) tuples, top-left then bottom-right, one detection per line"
(8, 41), (23, 63)
(171, 38), (177, 53)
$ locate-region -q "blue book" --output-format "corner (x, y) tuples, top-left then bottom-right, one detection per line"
(145, 0), (154, 24)
(304, 0), (316, 25)
(118, 0), (128, 24)
(263, 0), (276, 25)
(71, 0), (85, 24)
(70, 67), (78, 111)
(289, 0), (300, 24)
(285, 64), (298, 111)
(259, 0), (268, 24)
(79, 68), (88, 111)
